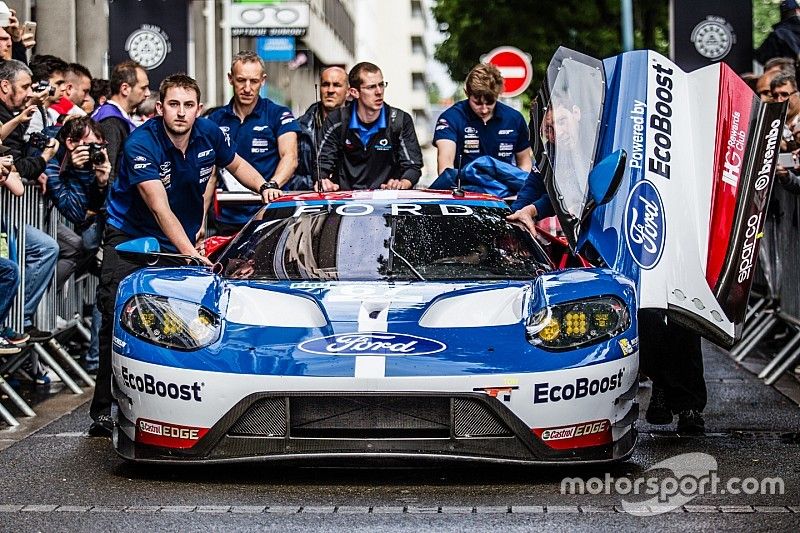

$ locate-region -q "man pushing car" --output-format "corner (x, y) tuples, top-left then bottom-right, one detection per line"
(88, 74), (278, 437)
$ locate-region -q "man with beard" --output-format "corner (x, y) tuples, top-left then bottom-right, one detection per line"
(88, 74), (280, 437)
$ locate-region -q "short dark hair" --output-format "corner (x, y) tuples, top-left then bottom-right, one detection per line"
(90, 78), (111, 103)
(110, 60), (143, 95)
(159, 73), (201, 103)
(66, 62), (92, 81)
(29, 54), (68, 83)
(58, 115), (105, 144)
(348, 62), (381, 89)
(771, 72), (798, 91)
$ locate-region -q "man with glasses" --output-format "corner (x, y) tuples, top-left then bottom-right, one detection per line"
(316, 62), (422, 191)
(433, 63), (531, 175)
(771, 72), (800, 152)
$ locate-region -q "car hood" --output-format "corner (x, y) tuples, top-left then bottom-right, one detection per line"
(115, 267), (636, 376)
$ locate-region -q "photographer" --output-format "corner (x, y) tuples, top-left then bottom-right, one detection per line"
(25, 54), (69, 140)
(46, 116), (110, 227)
(0, 59), (59, 181)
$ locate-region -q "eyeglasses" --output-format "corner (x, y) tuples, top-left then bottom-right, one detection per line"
(758, 89), (773, 98)
(359, 81), (388, 92)
(771, 89), (799, 100)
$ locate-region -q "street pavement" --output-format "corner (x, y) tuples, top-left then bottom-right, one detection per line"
(0, 342), (799, 532)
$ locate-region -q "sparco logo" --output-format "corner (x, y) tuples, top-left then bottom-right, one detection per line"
(121, 366), (203, 401)
(625, 180), (666, 269)
(737, 213), (762, 283)
(533, 368), (625, 404)
(298, 333), (446, 356)
(754, 119), (781, 192)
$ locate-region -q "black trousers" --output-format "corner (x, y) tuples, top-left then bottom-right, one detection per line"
(638, 310), (707, 412)
(89, 226), (143, 420)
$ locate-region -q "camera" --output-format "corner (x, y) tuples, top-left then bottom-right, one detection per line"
(28, 131), (52, 151)
(32, 80), (56, 97)
(87, 142), (106, 166)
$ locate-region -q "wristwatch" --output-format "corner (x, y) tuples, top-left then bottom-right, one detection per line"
(259, 180), (279, 193)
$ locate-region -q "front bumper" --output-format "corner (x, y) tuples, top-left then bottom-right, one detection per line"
(114, 389), (638, 465)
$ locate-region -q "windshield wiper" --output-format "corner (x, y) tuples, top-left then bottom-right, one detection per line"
(388, 242), (425, 282)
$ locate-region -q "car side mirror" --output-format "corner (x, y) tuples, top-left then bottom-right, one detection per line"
(115, 237), (161, 255)
(588, 149), (627, 206)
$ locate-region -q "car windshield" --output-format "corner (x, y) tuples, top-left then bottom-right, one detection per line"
(216, 201), (552, 281)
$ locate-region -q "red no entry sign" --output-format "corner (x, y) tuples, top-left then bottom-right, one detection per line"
(483, 46), (533, 98)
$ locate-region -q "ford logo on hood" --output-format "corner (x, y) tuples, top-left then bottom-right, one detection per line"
(298, 333), (446, 356)
(625, 179), (666, 269)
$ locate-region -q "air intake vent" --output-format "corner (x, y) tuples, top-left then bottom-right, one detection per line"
(290, 396), (450, 438)
(453, 398), (512, 437)
(229, 398), (287, 437)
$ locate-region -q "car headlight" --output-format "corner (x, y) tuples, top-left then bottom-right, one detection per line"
(120, 295), (220, 351)
(526, 296), (630, 350)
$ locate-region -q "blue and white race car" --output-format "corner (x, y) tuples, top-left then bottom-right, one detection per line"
(111, 188), (639, 464)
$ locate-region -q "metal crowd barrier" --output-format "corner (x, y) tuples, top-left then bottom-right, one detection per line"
(1, 184), (95, 427)
(732, 182), (800, 386)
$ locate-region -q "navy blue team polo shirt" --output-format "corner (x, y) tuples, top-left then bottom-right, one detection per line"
(433, 100), (530, 168)
(105, 116), (236, 250)
(207, 97), (301, 226)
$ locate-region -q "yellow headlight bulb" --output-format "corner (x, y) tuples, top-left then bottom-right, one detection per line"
(565, 311), (587, 336)
(538, 317), (561, 342)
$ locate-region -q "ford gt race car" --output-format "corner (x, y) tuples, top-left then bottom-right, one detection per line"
(109, 44), (782, 465)
(111, 188), (640, 464)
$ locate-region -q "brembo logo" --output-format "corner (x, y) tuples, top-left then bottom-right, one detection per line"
(625, 180), (666, 269)
(121, 366), (203, 402)
(298, 333), (446, 356)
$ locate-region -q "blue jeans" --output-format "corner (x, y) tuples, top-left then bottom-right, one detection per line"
(85, 302), (100, 366)
(0, 257), (19, 325)
(23, 225), (58, 327)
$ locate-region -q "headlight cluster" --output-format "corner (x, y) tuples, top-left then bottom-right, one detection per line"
(120, 295), (220, 351)
(526, 296), (630, 350)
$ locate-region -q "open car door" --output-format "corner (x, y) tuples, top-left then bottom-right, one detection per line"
(536, 47), (786, 347)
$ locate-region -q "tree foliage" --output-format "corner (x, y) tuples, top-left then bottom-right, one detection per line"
(432, 0), (669, 93)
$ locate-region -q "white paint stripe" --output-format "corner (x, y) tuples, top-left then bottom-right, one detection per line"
(354, 301), (390, 378)
(371, 189), (399, 200)
(498, 66), (526, 78)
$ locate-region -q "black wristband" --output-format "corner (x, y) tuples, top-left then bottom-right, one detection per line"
(260, 180), (279, 192)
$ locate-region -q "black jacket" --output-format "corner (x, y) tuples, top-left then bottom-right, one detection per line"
(317, 103), (422, 190)
(294, 101), (324, 190)
(99, 116), (131, 184)
(0, 100), (46, 180)
(755, 16), (800, 65)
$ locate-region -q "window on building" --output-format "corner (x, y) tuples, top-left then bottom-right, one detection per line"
(412, 73), (426, 92)
(411, 0), (424, 19)
(411, 36), (425, 56)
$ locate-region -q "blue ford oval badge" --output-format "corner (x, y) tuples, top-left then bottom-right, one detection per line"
(298, 333), (446, 356)
(625, 179), (666, 269)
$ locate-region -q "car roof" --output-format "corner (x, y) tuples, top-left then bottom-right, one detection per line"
(271, 189), (505, 204)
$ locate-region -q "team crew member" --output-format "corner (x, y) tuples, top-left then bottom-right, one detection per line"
(434, 63), (532, 175)
(88, 74), (278, 437)
(294, 66), (349, 189)
(208, 51), (301, 234)
(316, 62), (422, 191)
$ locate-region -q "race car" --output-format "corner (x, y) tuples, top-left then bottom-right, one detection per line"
(110, 186), (639, 464)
